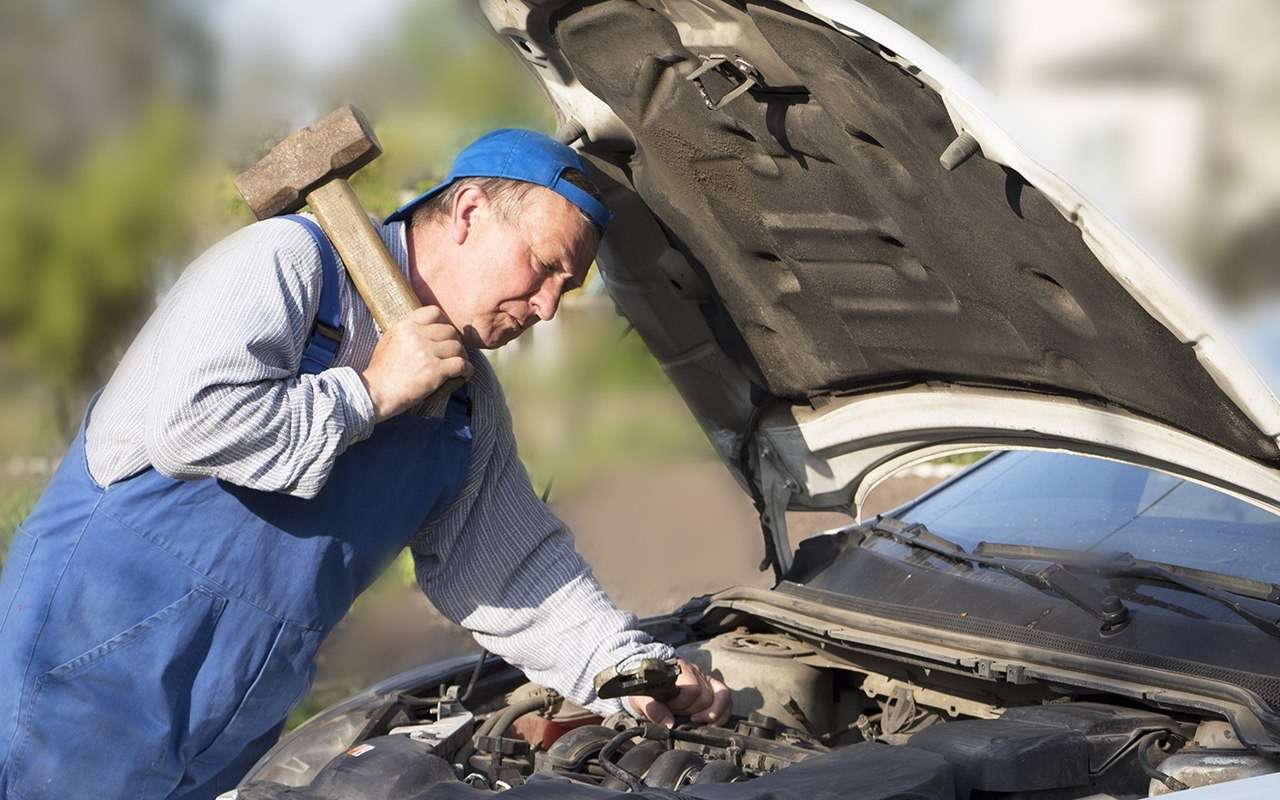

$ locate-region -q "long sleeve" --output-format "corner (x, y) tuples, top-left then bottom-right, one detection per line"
(138, 218), (377, 498)
(410, 357), (673, 714)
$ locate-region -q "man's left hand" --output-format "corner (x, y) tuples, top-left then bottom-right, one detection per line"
(624, 658), (731, 728)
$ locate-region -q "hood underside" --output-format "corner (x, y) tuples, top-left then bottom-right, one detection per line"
(477, 0), (1280, 567)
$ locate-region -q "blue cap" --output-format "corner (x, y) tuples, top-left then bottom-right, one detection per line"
(384, 128), (613, 230)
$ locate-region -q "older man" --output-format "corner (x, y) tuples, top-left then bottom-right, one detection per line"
(0, 129), (728, 800)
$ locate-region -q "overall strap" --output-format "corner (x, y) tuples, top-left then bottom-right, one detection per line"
(286, 215), (345, 375)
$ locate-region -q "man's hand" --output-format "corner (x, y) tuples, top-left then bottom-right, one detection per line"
(360, 305), (472, 422)
(624, 658), (731, 728)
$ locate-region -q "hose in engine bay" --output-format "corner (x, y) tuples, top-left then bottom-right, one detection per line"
(599, 725), (672, 792)
(455, 686), (556, 769)
(1137, 730), (1190, 793)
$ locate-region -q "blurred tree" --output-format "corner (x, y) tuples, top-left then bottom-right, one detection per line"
(0, 0), (557, 438)
(0, 0), (213, 168)
(0, 1), (215, 434)
(288, 1), (555, 217)
(0, 106), (201, 433)
(210, 2), (555, 231)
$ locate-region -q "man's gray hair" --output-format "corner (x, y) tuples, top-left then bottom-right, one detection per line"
(409, 168), (605, 238)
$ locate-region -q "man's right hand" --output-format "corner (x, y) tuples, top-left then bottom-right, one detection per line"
(359, 305), (472, 422)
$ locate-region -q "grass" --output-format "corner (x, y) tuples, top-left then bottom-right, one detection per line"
(0, 481), (42, 568)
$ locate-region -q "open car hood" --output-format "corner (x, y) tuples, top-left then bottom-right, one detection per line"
(476, 0), (1280, 575)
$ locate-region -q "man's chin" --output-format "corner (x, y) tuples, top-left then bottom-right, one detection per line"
(468, 322), (527, 350)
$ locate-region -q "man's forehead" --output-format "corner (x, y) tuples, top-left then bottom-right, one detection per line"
(523, 187), (599, 268)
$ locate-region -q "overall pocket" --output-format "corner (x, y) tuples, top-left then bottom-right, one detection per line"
(177, 621), (321, 794)
(8, 584), (227, 800)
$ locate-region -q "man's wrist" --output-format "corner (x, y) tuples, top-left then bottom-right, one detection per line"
(330, 366), (378, 443)
(614, 645), (677, 674)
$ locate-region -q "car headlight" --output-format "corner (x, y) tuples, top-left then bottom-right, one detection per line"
(238, 700), (384, 789)
(234, 654), (483, 791)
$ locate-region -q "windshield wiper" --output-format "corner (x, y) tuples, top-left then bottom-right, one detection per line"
(975, 542), (1280, 640)
(867, 517), (1130, 631)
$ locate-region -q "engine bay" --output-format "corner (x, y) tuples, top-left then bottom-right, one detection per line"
(234, 622), (1280, 799)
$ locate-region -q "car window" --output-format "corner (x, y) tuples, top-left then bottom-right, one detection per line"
(898, 450), (1280, 583)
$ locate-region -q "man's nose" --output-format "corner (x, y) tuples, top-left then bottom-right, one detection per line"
(530, 280), (563, 322)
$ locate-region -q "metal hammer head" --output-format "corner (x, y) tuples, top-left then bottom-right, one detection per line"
(236, 105), (382, 220)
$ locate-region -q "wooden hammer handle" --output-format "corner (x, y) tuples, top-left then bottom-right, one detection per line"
(308, 179), (418, 331)
(306, 179), (467, 408)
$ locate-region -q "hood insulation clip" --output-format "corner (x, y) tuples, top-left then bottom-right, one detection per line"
(686, 54), (763, 111)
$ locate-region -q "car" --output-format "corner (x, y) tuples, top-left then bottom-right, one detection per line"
(224, 1), (1280, 798)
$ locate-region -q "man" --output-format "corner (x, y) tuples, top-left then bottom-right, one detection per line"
(0, 129), (729, 799)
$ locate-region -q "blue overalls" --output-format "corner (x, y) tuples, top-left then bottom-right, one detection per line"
(0, 217), (473, 799)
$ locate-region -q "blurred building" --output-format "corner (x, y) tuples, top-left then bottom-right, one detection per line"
(982, 0), (1280, 295)
(992, 0), (1212, 256)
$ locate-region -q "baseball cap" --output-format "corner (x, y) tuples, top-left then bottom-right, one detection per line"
(384, 128), (613, 230)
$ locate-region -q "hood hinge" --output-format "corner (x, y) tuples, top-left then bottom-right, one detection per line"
(748, 440), (796, 582)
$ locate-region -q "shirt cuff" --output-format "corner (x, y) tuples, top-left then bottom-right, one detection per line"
(584, 641), (677, 717)
(328, 366), (377, 445)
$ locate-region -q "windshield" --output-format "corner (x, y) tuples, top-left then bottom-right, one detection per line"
(896, 450), (1280, 584)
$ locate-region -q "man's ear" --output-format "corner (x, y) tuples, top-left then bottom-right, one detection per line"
(449, 184), (488, 246)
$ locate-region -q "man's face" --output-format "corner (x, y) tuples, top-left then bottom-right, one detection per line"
(423, 185), (598, 349)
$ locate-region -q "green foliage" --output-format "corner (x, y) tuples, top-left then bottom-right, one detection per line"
(0, 0), (558, 436)
(0, 482), (40, 569)
(0, 103), (202, 425)
(563, 322), (673, 392)
(343, 4), (554, 220)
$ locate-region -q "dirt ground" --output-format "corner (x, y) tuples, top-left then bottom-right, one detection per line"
(310, 461), (942, 701)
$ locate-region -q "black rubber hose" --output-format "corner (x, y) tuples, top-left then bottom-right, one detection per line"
(602, 740), (666, 792)
(644, 749), (705, 790)
(455, 690), (554, 770)
(599, 725), (671, 792)
(693, 759), (742, 785)
(1136, 730), (1189, 793)
(487, 691), (554, 739)
(459, 651), (489, 703)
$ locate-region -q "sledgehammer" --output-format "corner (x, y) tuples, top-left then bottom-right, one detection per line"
(235, 105), (467, 404)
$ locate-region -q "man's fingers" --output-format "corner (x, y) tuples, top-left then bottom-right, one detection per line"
(433, 339), (466, 360)
(669, 666), (702, 710)
(668, 660), (714, 716)
(691, 678), (732, 726)
(626, 695), (674, 729)
(440, 356), (472, 380)
(683, 674), (714, 717)
(424, 322), (461, 341)
(407, 305), (445, 325)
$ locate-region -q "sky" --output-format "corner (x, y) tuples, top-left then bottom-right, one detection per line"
(206, 0), (414, 73)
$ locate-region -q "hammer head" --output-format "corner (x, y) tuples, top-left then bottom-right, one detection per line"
(236, 105), (382, 220)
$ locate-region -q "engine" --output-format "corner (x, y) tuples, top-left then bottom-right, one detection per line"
(235, 630), (1280, 799)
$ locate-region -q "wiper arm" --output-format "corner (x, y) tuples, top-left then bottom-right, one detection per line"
(868, 517), (1130, 630)
(976, 542), (1280, 640)
(974, 543), (1280, 601)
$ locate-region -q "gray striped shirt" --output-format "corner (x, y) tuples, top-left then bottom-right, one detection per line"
(84, 216), (672, 713)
